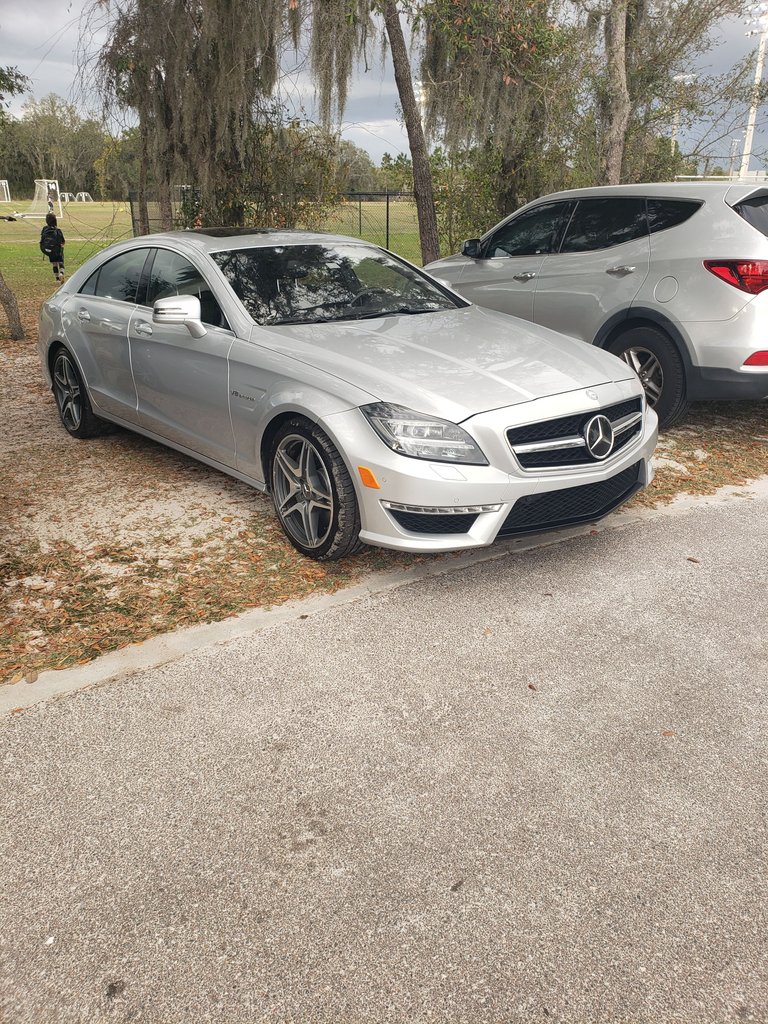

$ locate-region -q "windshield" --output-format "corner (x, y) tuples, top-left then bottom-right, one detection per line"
(211, 243), (462, 326)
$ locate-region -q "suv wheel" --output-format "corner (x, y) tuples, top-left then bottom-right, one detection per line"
(270, 417), (363, 561)
(608, 326), (689, 429)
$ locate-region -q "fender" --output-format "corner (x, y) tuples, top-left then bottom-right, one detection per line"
(592, 305), (696, 376)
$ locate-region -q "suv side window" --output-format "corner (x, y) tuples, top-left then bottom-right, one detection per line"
(647, 198), (702, 234)
(146, 248), (229, 329)
(486, 202), (573, 258)
(80, 249), (149, 303)
(559, 198), (648, 253)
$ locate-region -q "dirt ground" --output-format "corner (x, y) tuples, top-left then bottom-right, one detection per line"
(2, 294), (767, 681)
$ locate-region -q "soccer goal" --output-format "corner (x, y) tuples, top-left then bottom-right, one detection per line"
(75, 191), (94, 202)
(60, 192), (75, 203)
(0, 180), (10, 203)
(15, 179), (63, 218)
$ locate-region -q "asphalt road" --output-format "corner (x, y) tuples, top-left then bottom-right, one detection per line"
(2, 491), (767, 1023)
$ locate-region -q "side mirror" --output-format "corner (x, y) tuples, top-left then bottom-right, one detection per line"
(153, 294), (207, 338)
(461, 238), (483, 259)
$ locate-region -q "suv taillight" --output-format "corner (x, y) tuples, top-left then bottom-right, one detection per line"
(704, 260), (768, 294)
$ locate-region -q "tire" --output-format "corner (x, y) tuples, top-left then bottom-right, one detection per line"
(51, 346), (110, 439)
(607, 325), (690, 429)
(269, 417), (363, 561)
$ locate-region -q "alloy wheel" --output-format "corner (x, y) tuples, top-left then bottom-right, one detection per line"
(53, 352), (83, 431)
(272, 434), (334, 549)
(621, 346), (663, 407)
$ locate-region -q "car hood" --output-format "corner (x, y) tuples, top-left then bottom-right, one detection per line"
(257, 305), (635, 422)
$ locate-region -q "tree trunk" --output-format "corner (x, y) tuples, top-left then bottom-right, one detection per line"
(138, 120), (151, 235)
(601, 0), (632, 184)
(158, 173), (174, 231)
(381, 0), (440, 264)
(0, 269), (25, 341)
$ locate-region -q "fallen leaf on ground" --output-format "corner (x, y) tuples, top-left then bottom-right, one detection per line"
(662, 729), (676, 737)
(528, 683), (537, 691)
(24, 670), (38, 683)
(686, 556), (701, 564)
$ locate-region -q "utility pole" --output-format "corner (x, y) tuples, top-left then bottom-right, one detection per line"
(740, 7), (768, 177)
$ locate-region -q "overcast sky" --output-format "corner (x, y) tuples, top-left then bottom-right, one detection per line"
(0, 0), (765, 166)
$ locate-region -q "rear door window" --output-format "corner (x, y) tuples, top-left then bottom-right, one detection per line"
(733, 195), (768, 237)
(647, 198), (702, 234)
(486, 202), (574, 258)
(559, 198), (648, 253)
(83, 249), (150, 304)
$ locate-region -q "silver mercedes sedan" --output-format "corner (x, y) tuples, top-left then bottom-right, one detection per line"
(38, 229), (658, 560)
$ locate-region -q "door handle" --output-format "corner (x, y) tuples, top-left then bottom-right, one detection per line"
(606, 265), (636, 276)
(134, 322), (153, 336)
(77, 308), (91, 322)
(513, 271), (537, 282)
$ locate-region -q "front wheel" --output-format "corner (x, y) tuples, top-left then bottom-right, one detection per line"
(607, 326), (689, 429)
(270, 418), (363, 561)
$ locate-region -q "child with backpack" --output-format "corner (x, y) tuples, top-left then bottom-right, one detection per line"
(40, 213), (65, 283)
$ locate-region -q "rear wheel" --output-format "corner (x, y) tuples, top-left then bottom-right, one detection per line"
(51, 347), (110, 438)
(607, 325), (689, 429)
(270, 418), (363, 561)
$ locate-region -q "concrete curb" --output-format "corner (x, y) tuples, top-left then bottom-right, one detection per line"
(4, 476), (767, 715)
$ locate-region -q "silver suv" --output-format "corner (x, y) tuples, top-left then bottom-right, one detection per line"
(426, 182), (768, 427)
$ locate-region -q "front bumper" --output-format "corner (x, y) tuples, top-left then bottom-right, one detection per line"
(323, 382), (658, 553)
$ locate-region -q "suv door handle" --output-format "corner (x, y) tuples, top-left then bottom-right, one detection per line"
(77, 308), (91, 322)
(606, 265), (636, 276)
(513, 271), (537, 282)
(134, 322), (153, 336)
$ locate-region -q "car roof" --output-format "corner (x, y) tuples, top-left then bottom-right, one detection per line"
(525, 181), (768, 205)
(136, 228), (376, 254)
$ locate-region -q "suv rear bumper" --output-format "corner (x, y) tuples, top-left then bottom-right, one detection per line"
(688, 365), (768, 401)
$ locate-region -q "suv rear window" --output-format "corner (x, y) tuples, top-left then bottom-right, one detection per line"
(647, 199), (702, 234)
(733, 195), (768, 237)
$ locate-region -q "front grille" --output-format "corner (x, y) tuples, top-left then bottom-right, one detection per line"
(497, 462), (642, 538)
(389, 510), (479, 535)
(507, 397), (643, 470)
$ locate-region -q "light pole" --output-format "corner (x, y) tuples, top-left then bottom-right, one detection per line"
(739, 4), (768, 177)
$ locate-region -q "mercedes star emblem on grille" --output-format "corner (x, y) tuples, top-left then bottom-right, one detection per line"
(584, 414), (615, 460)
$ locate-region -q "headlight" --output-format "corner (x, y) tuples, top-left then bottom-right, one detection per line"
(361, 402), (488, 465)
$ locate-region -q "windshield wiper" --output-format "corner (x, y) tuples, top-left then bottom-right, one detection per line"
(342, 306), (441, 321)
(271, 313), (335, 326)
(272, 306), (446, 326)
